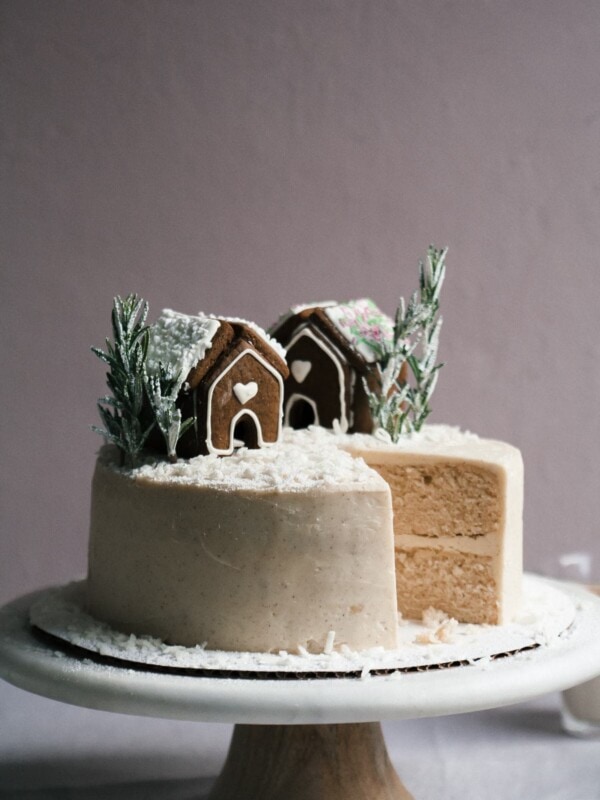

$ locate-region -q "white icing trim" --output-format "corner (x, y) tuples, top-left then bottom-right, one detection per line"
(270, 304), (336, 341)
(206, 349), (284, 456)
(284, 393), (320, 427)
(286, 326), (348, 432)
(211, 315), (288, 363)
(291, 301), (337, 313)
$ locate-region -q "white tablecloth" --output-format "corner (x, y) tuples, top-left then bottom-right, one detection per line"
(1, 680), (599, 799)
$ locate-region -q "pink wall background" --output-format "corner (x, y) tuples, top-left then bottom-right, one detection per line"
(2, 0), (600, 603)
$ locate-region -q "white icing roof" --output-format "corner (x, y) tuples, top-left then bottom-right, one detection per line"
(291, 301), (337, 313)
(146, 310), (221, 387)
(269, 302), (335, 338)
(323, 299), (394, 363)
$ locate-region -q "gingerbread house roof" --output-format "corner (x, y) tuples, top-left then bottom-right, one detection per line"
(147, 310), (288, 396)
(270, 298), (393, 373)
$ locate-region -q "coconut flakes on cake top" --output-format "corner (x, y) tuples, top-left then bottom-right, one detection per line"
(100, 440), (384, 492)
(284, 423), (479, 449)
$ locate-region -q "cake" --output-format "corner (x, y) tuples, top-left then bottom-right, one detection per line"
(87, 248), (524, 655)
(88, 296), (399, 653)
(87, 441), (398, 653)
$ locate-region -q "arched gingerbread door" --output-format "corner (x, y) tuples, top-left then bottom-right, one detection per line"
(286, 396), (317, 429)
(232, 412), (260, 448)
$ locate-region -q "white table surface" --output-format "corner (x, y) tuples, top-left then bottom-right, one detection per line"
(1, 679), (599, 800)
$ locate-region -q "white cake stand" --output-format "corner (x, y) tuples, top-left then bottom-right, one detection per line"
(1, 577), (600, 800)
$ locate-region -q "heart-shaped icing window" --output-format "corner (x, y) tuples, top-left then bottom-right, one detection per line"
(233, 381), (258, 405)
(291, 360), (312, 383)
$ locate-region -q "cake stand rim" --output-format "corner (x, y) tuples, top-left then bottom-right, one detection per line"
(1, 575), (599, 725)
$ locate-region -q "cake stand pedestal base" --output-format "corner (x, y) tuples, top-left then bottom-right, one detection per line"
(209, 722), (412, 800)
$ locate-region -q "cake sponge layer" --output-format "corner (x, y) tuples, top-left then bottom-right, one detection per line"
(378, 461), (502, 539)
(343, 428), (524, 625)
(396, 548), (498, 624)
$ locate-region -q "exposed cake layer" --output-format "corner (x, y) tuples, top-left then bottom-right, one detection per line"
(378, 460), (503, 542)
(286, 425), (523, 625)
(346, 431), (523, 624)
(396, 548), (498, 624)
(87, 444), (398, 653)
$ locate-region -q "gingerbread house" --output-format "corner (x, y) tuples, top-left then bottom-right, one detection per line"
(269, 299), (394, 434)
(146, 310), (289, 457)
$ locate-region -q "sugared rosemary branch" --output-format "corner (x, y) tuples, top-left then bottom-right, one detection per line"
(365, 245), (447, 440)
(92, 294), (154, 466)
(92, 295), (194, 464)
(145, 363), (195, 463)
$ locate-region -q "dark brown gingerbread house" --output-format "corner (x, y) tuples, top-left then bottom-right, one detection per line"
(269, 299), (394, 434)
(147, 310), (289, 457)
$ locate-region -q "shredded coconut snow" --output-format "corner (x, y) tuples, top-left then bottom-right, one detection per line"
(100, 440), (383, 492)
(28, 577), (576, 676)
(415, 613), (459, 645)
(323, 630), (336, 655)
(422, 607), (451, 628)
(284, 424), (479, 451)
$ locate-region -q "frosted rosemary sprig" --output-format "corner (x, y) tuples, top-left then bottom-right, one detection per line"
(405, 245), (446, 431)
(91, 294), (154, 466)
(92, 295), (195, 464)
(145, 363), (195, 463)
(366, 245), (447, 440)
